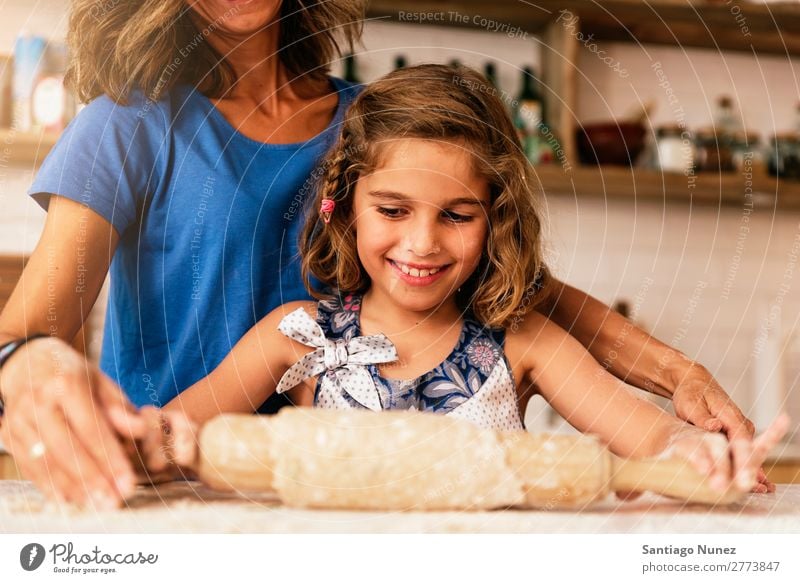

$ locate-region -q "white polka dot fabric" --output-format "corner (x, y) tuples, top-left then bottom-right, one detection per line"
(275, 308), (399, 411)
(446, 357), (525, 431)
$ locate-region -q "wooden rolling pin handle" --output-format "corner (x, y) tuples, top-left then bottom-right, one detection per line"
(610, 454), (744, 505)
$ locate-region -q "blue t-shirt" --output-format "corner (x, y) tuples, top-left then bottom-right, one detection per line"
(29, 78), (361, 408)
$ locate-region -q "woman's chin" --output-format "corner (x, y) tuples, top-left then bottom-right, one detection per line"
(188, 0), (281, 35)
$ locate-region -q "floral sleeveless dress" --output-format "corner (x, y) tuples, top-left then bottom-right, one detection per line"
(274, 293), (524, 431)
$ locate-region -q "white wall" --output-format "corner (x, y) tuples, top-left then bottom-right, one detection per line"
(0, 0), (68, 53)
(0, 166), (43, 253)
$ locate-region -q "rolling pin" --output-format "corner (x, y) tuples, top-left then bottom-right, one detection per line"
(193, 408), (745, 510)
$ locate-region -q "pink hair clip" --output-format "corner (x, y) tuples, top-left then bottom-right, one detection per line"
(320, 198), (335, 223)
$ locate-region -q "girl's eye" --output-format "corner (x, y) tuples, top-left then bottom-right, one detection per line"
(376, 207), (406, 218)
(442, 210), (473, 223)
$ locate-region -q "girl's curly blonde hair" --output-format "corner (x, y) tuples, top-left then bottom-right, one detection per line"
(65, 0), (365, 103)
(301, 63), (554, 328)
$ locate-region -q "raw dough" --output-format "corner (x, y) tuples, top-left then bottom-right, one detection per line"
(198, 415), (277, 493)
(269, 408), (525, 510)
(498, 431), (610, 508)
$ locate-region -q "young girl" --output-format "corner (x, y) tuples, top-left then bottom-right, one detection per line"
(156, 64), (785, 494)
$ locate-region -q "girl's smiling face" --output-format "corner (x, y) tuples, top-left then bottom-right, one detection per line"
(351, 139), (491, 314)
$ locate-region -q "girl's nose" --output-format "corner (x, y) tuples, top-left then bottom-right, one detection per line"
(402, 220), (441, 257)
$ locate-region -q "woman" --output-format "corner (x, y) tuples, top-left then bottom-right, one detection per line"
(0, 0), (765, 509)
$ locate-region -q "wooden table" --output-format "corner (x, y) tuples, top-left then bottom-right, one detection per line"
(1, 480), (798, 534)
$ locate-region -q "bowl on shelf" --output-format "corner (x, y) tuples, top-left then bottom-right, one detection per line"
(576, 121), (647, 166)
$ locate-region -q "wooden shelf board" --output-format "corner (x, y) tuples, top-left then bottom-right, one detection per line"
(0, 454), (22, 481)
(0, 129), (59, 166)
(532, 164), (800, 209)
(367, 0), (800, 56)
(765, 461), (800, 485)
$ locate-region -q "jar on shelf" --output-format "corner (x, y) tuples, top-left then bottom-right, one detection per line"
(767, 133), (800, 180)
(655, 124), (695, 173)
(731, 131), (762, 173)
(694, 128), (735, 172)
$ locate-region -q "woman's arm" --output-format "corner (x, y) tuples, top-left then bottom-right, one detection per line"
(536, 278), (755, 441)
(0, 195), (143, 509)
(164, 301), (315, 426)
(513, 311), (782, 491)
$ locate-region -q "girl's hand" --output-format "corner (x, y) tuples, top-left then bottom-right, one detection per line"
(659, 413), (790, 494)
(669, 362), (773, 492)
(0, 337), (142, 509)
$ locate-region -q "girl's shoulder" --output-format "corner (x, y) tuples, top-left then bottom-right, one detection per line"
(273, 299), (319, 321)
(271, 294), (361, 336)
(504, 308), (551, 339)
(503, 309), (573, 373)
(258, 300), (320, 370)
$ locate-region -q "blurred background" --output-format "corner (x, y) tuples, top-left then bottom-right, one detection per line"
(0, 1), (799, 475)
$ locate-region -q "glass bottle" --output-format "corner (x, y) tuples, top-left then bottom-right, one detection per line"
(483, 62), (498, 89)
(795, 101), (800, 135)
(514, 66), (544, 164)
(343, 53), (360, 84)
(713, 95), (742, 143)
(695, 128), (735, 172)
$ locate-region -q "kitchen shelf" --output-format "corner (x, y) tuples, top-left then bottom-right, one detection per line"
(367, 0), (800, 56)
(367, 0), (800, 210)
(532, 164), (800, 209)
(0, 129), (59, 166)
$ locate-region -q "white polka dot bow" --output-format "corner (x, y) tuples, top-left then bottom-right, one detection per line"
(274, 308), (399, 411)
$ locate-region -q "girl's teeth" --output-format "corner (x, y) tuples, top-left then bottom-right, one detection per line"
(395, 262), (441, 277)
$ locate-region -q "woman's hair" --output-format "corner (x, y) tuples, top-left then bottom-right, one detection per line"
(65, 0), (365, 103)
(301, 63), (555, 328)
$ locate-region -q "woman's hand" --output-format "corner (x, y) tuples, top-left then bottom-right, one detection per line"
(0, 336), (142, 509)
(659, 413), (790, 495)
(110, 406), (199, 483)
(670, 362), (753, 439)
(669, 362), (773, 492)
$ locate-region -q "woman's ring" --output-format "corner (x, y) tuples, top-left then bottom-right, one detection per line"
(29, 441), (46, 460)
